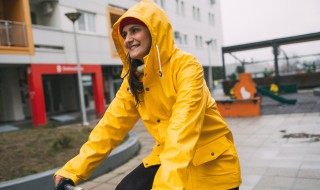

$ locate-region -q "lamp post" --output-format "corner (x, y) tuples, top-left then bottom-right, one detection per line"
(65, 12), (89, 126)
(205, 39), (214, 94)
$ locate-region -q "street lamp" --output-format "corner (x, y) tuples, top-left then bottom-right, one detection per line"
(205, 39), (214, 94)
(65, 12), (89, 126)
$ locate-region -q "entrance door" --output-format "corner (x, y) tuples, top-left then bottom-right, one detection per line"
(43, 74), (80, 115)
(43, 75), (63, 114)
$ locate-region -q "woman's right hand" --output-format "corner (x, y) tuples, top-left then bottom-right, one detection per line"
(54, 175), (64, 186)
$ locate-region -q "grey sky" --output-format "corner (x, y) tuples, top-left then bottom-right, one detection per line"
(220, 0), (320, 46)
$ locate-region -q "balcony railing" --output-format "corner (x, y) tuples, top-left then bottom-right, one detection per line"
(0, 20), (28, 47)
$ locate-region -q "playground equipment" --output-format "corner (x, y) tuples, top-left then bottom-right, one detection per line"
(216, 73), (297, 117)
(256, 86), (297, 105)
(217, 73), (261, 117)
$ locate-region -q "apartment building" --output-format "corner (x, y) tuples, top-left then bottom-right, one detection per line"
(0, 0), (223, 126)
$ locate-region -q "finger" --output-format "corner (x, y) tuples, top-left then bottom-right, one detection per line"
(54, 175), (64, 186)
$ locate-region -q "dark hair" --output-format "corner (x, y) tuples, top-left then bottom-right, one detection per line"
(127, 55), (144, 107)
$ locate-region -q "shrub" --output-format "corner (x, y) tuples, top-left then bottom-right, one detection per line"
(52, 135), (72, 150)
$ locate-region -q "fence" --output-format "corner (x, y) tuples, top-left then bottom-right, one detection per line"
(0, 20), (28, 47)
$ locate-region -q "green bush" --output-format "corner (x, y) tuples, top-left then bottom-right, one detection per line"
(52, 135), (72, 150)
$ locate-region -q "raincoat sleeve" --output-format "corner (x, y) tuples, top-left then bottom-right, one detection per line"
(153, 60), (207, 189)
(54, 80), (140, 184)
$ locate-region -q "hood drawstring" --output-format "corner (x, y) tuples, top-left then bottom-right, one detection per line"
(156, 44), (163, 78)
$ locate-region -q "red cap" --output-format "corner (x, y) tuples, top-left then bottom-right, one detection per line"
(119, 17), (147, 33)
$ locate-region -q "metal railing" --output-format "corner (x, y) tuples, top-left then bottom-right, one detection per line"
(0, 20), (28, 47)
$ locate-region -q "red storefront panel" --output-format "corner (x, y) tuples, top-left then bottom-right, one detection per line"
(27, 64), (105, 126)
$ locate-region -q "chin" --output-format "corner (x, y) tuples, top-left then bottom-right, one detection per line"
(129, 54), (143, 60)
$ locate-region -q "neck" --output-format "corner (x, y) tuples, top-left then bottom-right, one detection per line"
(136, 64), (145, 74)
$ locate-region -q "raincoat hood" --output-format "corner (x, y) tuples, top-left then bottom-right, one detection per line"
(112, 0), (175, 78)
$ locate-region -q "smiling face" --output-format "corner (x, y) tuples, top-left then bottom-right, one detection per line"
(122, 24), (152, 60)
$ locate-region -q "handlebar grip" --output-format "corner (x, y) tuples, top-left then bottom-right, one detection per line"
(55, 178), (85, 190)
(65, 184), (84, 190)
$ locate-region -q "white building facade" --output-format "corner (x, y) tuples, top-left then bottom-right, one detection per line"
(0, 0), (223, 126)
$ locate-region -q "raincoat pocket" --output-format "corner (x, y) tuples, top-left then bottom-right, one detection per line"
(193, 136), (231, 166)
(193, 136), (239, 177)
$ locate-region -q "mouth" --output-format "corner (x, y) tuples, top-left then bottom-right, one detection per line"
(128, 44), (140, 51)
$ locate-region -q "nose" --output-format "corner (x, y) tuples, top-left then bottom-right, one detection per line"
(124, 33), (133, 44)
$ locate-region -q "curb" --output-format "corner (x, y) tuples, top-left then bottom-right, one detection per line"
(314, 87), (320, 96)
(0, 132), (140, 190)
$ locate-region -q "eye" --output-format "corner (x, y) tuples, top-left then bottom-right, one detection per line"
(121, 31), (127, 39)
(131, 27), (140, 34)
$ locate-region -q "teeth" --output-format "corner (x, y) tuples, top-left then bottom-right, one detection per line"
(129, 45), (139, 50)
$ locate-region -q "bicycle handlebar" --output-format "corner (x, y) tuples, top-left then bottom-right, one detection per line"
(64, 184), (84, 190)
(55, 178), (85, 190)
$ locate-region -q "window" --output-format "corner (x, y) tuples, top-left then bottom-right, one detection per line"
(193, 6), (201, 21)
(175, 31), (188, 46)
(195, 35), (198, 47)
(181, 1), (185, 16)
(77, 10), (96, 32)
(195, 35), (203, 48)
(210, 0), (216, 6)
(192, 6), (196, 20)
(160, 0), (165, 9)
(155, 0), (165, 9)
(184, 34), (188, 45)
(176, 0), (185, 16)
(208, 13), (215, 25)
(212, 39), (217, 50)
(176, 0), (180, 14)
(31, 12), (37, 24)
(174, 31), (182, 44)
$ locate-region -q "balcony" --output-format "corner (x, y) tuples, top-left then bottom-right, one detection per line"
(0, 20), (28, 47)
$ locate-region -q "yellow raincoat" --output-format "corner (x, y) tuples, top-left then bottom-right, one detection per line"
(55, 0), (241, 189)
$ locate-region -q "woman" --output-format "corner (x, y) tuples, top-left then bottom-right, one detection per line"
(54, 0), (241, 189)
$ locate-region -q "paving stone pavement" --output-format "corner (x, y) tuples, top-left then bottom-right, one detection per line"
(79, 112), (320, 190)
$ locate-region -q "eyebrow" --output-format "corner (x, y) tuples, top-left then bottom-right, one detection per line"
(123, 25), (141, 32)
